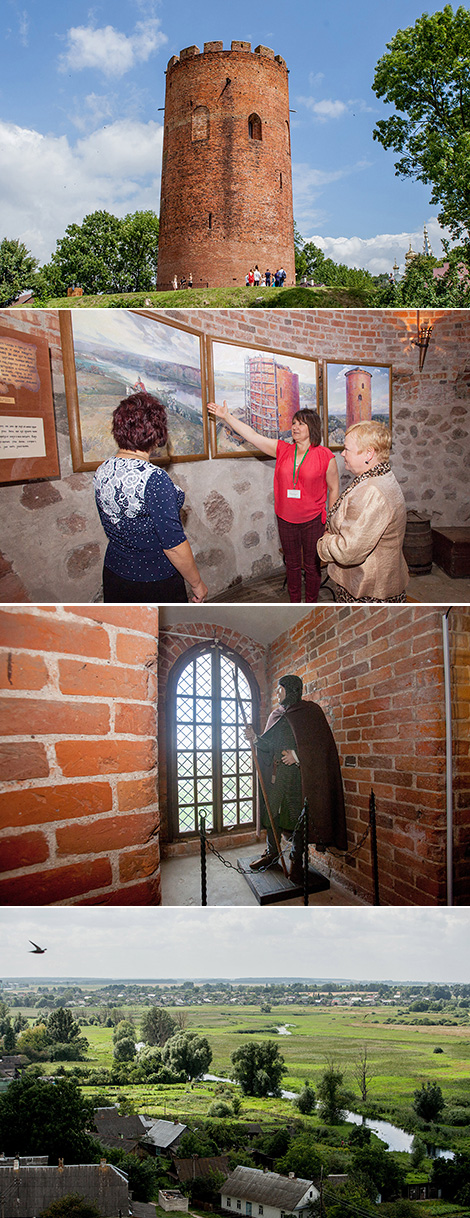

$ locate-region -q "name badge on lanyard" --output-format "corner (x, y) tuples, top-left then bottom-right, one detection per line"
(289, 443), (308, 501)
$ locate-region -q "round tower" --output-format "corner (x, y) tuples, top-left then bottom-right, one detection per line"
(344, 368), (372, 429)
(157, 40), (295, 290)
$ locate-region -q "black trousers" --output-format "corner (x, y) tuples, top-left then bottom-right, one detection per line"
(103, 565), (188, 603)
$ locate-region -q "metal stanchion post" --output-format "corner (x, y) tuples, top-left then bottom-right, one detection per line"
(303, 798), (309, 906)
(199, 814), (207, 907)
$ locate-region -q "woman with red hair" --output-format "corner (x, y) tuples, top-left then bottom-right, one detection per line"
(94, 392), (207, 603)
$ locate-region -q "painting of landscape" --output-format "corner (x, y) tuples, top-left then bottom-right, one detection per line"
(65, 311), (207, 468)
(210, 340), (318, 456)
(324, 360), (392, 449)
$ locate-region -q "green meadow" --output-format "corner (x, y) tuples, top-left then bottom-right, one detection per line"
(67, 1001), (470, 1142)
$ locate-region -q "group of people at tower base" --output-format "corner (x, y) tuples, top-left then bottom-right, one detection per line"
(93, 390), (408, 605)
(245, 265), (286, 287)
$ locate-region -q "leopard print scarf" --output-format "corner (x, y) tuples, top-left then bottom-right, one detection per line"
(326, 460), (391, 526)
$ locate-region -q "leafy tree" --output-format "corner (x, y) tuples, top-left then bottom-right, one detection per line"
(317, 1065), (351, 1124)
(141, 1006), (176, 1047)
(348, 1124), (371, 1147)
(351, 1143), (406, 1202)
(295, 1080), (316, 1115)
(275, 1132), (322, 1180)
(2, 1022), (16, 1052)
(41, 208), (160, 297)
(176, 1128), (219, 1158)
(17, 1024), (50, 1059)
(230, 1041), (285, 1096)
(207, 1099), (233, 1117)
(254, 1127), (290, 1158)
(113, 1019), (135, 1044)
(0, 1075), (95, 1161)
(372, 6), (470, 238)
(113, 1036), (137, 1062)
(0, 237), (38, 306)
(412, 1081), (445, 1121)
(410, 1134), (427, 1168)
(46, 1007), (86, 1047)
(431, 1150), (470, 1204)
(101, 1145), (164, 1201)
(39, 1195), (102, 1218)
(162, 1030), (212, 1081)
(117, 210), (159, 291)
(186, 1168), (227, 1205)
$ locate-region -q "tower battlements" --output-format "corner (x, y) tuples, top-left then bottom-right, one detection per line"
(166, 42), (287, 71)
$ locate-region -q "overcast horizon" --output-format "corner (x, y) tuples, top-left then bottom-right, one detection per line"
(1, 907), (469, 985)
(1, 0), (457, 274)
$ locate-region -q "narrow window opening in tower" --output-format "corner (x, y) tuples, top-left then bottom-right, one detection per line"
(208, 213), (212, 229)
(286, 120), (291, 153)
(280, 172), (283, 189)
(248, 113), (262, 141)
(358, 394), (362, 401)
(192, 105), (210, 141)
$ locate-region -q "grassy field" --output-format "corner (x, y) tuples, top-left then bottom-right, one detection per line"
(24, 283), (375, 310)
(63, 1002), (470, 1136)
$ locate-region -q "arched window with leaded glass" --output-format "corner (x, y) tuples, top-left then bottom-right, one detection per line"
(167, 642), (260, 840)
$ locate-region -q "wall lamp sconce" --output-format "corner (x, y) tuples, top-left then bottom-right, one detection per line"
(411, 309), (433, 371)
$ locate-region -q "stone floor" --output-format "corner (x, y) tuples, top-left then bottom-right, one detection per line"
(160, 841), (366, 907)
(209, 564), (469, 604)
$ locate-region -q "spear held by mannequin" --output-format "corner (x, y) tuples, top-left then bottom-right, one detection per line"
(230, 662), (288, 877)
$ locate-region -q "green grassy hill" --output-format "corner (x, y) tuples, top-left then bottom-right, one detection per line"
(24, 283), (376, 310)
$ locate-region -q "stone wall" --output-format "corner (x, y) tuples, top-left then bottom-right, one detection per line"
(0, 605), (160, 905)
(267, 605), (452, 905)
(0, 308), (468, 604)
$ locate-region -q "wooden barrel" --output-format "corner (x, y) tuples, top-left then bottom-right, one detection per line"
(403, 511), (433, 574)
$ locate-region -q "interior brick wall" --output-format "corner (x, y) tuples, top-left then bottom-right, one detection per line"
(266, 606), (451, 906)
(0, 606), (160, 905)
(1, 308), (469, 603)
(158, 622), (268, 855)
(451, 608), (470, 903)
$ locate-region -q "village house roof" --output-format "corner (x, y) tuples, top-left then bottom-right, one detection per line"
(221, 1166), (318, 1209)
(172, 1155), (230, 1184)
(0, 1161), (129, 1218)
(93, 1105), (149, 1141)
(141, 1118), (187, 1150)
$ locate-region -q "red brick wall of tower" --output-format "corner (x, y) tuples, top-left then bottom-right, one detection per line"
(157, 42), (295, 290)
(345, 368), (372, 428)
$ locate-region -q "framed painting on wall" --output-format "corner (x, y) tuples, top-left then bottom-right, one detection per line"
(60, 310), (209, 471)
(0, 319), (60, 484)
(323, 360), (392, 450)
(207, 337), (319, 458)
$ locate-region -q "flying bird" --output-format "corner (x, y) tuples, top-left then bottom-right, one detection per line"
(29, 941), (47, 954)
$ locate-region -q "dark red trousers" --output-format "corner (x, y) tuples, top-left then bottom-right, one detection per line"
(276, 513), (325, 602)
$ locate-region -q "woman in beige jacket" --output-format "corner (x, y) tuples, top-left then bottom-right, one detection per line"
(317, 421), (409, 602)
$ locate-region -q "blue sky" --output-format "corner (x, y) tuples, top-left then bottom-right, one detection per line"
(1, 908), (469, 982)
(1, 0), (456, 272)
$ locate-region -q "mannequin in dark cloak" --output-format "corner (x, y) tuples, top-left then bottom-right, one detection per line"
(247, 674), (347, 881)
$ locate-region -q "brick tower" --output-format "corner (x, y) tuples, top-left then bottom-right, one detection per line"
(345, 368), (372, 428)
(157, 40), (295, 290)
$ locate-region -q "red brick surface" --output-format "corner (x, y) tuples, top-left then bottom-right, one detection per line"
(0, 606), (161, 905)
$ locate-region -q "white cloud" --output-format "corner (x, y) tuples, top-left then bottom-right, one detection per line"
(292, 159), (372, 228)
(0, 117), (163, 261)
(59, 18), (167, 79)
(298, 95), (374, 122)
(299, 96), (348, 120)
(302, 218), (451, 275)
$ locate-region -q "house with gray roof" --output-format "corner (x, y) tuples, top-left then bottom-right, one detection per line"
(221, 1167), (319, 1218)
(0, 1159), (129, 1217)
(140, 1118), (187, 1156)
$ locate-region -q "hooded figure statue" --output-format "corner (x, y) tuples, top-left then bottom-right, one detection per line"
(249, 673), (347, 881)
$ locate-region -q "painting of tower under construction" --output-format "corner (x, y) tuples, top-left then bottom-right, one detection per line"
(156, 40), (295, 290)
(324, 360), (392, 449)
(210, 341), (318, 456)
